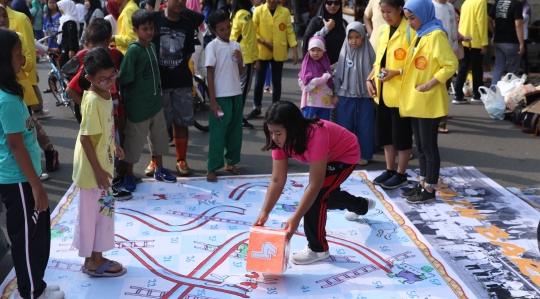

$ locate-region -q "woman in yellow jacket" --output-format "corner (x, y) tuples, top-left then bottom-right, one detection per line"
(400, 0), (458, 204)
(246, 0), (298, 119)
(366, 0), (416, 190)
(111, 0), (138, 55)
(231, 0), (259, 129)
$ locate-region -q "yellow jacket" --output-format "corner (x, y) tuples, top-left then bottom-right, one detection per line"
(8, 7), (37, 86)
(231, 9), (258, 64)
(253, 4), (297, 61)
(400, 30), (458, 118)
(115, 0), (138, 55)
(16, 32), (39, 107)
(372, 18), (416, 107)
(459, 0), (488, 49)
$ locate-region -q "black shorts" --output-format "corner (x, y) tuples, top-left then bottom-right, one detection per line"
(375, 91), (413, 150)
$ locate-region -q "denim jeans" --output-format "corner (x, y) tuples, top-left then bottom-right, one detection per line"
(253, 59), (283, 109)
(492, 43), (521, 85)
(337, 97), (376, 160)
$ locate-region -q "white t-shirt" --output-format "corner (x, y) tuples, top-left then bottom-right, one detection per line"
(433, 1), (458, 52)
(205, 38), (243, 98)
(76, 3), (86, 24)
(523, 13), (530, 40)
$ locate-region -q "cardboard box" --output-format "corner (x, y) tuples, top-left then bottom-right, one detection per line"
(524, 90), (540, 106)
(246, 227), (290, 274)
(523, 99), (540, 114)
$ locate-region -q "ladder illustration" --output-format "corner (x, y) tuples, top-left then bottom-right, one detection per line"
(326, 255), (360, 263)
(167, 210), (252, 226)
(125, 286), (167, 298)
(47, 260), (84, 272)
(184, 294), (218, 299)
(316, 251), (415, 288)
(57, 239), (155, 252)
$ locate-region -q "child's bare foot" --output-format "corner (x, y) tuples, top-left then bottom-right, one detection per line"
(207, 171), (218, 182)
(224, 165), (244, 175)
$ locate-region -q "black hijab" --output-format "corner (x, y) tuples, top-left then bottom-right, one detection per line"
(302, 1), (346, 64)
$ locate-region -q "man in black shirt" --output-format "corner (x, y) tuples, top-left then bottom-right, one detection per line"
(488, 0), (524, 84)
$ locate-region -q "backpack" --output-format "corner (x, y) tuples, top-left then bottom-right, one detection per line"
(510, 105), (527, 126)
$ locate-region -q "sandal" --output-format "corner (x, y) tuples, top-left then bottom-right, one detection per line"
(84, 259), (127, 277)
(43, 88), (52, 93)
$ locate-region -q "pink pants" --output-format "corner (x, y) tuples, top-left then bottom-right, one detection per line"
(72, 188), (115, 257)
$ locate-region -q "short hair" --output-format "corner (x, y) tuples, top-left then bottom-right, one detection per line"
(90, 17), (112, 36)
(132, 8), (154, 28)
(85, 22), (110, 45)
(83, 47), (115, 77)
(146, 0), (156, 7)
(208, 9), (229, 31)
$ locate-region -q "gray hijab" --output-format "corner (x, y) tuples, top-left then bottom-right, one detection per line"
(335, 22), (375, 98)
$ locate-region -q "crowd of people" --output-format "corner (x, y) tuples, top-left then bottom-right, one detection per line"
(0, 0), (535, 297)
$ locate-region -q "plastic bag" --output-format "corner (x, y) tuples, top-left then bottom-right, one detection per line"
(479, 86), (506, 120)
(496, 73), (523, 98)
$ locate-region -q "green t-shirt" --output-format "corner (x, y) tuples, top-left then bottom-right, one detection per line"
(118, 41), (163, 123)
(0, 90), (41, 184)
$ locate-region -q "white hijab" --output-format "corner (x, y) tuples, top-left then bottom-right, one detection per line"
(57, 0), (78, 44)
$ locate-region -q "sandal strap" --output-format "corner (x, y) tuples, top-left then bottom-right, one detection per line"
(95, 259), (118, 274)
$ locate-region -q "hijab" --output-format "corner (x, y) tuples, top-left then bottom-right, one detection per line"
(186, 0), (204, 31)
(299, 36), (333, 89)
(335, 22), (375, 98)
(106, 0), (120, 20)
(303, 0), (346, 64)
(403, 0), (446, 38)
(57, 0), (78, 43)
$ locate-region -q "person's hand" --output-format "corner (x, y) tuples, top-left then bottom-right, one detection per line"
(210, 101), (222, 119)
(490, 37), (494, 47)
(69, 50), (75, 59)
(254, 60), (260, 71)
(115, 146), (125, 160)
(33, 184), (49, 212)
(332, 94), (338, 105)
(233, 49), (243, 64)
(416, 83), (432, 92)
(379, 68), (398, 83)
(257, 37), (265, 44)
(292, 48), (298, 65)
(323, 18), (335, 31)
(519, 43), (525, 56)
(48, 48), (59, 55)
(283, 215), (302, 240)
(253, 211), (269, 226)
(481, 46), (487, 55)
(366, 80), (377, 98)
(462, 35), (472, 43)
(95, 168), (113, 190)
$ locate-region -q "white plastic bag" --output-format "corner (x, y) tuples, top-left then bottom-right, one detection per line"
(496, 73), (523, 98)
(479, 86), (506, 120)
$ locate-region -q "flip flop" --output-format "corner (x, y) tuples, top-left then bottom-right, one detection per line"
(84, 259), (127, 277)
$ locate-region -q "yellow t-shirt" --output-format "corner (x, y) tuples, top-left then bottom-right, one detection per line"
(72, 91), (115, 189)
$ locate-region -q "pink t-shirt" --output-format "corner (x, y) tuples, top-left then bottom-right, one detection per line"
(272, 120), (360, 165)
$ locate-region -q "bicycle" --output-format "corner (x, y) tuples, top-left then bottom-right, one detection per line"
(193, 76), (210, 132)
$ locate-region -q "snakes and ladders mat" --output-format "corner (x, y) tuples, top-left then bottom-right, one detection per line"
(1, 167), (539, 299)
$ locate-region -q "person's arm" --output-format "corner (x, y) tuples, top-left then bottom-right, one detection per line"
(476, 0), (489, 50)
(205, 43), (221, 118)
(183, 8), (204, 28)
(254, 158), (288, 227)
(7, 133), (48, 211)
(67, 21), (79, 57)
(516, 19), (525, 55)
(284, 157), (327, 239)
(80, 135), (113, 189)
(366, 67), (377, 97)
(284, 11), (298, 64)
(67, 87), (83, 105)
(299, 73), (331, 92)
(416, 32), (458, 92)
(234, 48), (243, 75)
(363, 0), (374, 36)
(20, 36), (35, 74)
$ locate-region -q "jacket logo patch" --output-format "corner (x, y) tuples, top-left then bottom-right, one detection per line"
(394, 48), (406, 60)
(279, 23), (286, 31)
(415, 56), (428, 70)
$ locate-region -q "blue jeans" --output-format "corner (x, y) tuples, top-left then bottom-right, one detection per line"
(492, 43), (521, 84)
(301, 106), (331, 120)
(265, 66), (271, 87)
(336, 96), (376, 160)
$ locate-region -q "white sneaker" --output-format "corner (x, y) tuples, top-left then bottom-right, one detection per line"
(344, 198), (376, 221)
(40, 173), (49, 181)
(358, 159), (369, 166)
(291, 245), (330, 265)
(33, 110), (50, 118)
(15, 286), (64, 299)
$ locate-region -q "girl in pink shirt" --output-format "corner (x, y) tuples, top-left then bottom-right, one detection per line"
(254, 101), (375, 265)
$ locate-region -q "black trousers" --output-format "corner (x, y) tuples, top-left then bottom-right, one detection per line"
(455, 47), (484, 99)
(0, 182), (51, 299)
(253, 59), (284, 109)
(240, 63), (253, 108)
(304, 162), (369, 252)
(411, 118), (442, 186)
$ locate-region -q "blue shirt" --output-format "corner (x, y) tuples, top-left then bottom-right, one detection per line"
(43, 12), (61, 48)
(0, 91), (41, 184)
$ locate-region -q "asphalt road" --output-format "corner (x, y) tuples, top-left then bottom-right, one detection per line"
(0, 58), (539, 284)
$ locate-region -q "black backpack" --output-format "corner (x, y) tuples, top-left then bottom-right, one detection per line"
(510, 105), (527, 126)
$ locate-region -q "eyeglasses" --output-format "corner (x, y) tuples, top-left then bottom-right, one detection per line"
(97, 70), (118, 86)
(326, 1), (341, 6)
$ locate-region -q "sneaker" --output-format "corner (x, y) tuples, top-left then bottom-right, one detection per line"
(245, 109), (261, 120)
(113, 176), (142, 187)
(470, 97), (483, 103)
(123, 176), (137, 192)
(344, 198), (376, 221)
(358, 159), (369, 166)
(145, 160), (156, 177)
(405, 188), (436, 204)
(45, 149), (59, 172)
(290, 245), (330, 265)
(400, 183), (423, 198)
(15, 286), (65, 299)
(112, 187), (132, 201)
(381, 174), (408, 189)
(33, 109), (50, 119)
(452, 97), (469, 105)
(168, 138), (175, 147)
(242, 118), (254, 129)
(154, 167), (177, 183)
(372, 170), (396, 185)
(176, 160), (191, 176)
(40, 173), (49, 181)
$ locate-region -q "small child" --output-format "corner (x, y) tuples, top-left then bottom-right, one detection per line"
(0, 28), (64, 299)
(72, 47), (127, 277)
(298, 36), (334, 120)
(334, 22), (376, 165)
(255, 101), (375, 265)
(117, 9), (176, 191)
(205, 10), (244, 182)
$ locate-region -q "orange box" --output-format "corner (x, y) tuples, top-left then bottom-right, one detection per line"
(246, 226), (290, 274)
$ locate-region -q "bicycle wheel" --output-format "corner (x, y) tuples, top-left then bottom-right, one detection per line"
(48, 75), (62, 104)
(193, 76), (210, 132)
